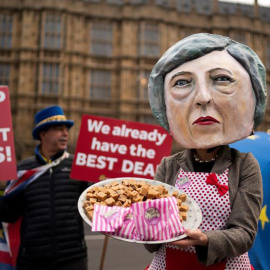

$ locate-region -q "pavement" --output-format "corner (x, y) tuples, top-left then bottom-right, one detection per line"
(84, 225), (154, 270)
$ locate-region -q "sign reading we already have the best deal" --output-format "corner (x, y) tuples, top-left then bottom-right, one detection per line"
(0, 86), (17, 181)
(71, 115), (172, 182)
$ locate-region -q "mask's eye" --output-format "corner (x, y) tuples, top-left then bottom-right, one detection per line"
(214, 76), (234, 82)
(174, 79), (191, 86)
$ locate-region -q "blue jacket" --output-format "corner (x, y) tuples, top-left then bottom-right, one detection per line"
(0, 149), (88, 266)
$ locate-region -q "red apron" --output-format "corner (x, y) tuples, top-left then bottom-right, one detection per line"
(146, 169), (252, 270)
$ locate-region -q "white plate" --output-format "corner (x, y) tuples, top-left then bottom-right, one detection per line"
(78, 177), (202, 244)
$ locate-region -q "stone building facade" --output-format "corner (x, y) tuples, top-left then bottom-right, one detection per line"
(0, 0), (270, 159)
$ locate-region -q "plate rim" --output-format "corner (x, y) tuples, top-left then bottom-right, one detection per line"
(78, 177), (202, 244)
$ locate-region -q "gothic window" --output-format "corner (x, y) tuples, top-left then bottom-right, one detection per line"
(90, 22), (113, 56)
(140, 115), (159, 125)
(231, 31), (246, 44)
(139, 23), (159, 57)
(90, 70), (111, 99)
(267, 82), (270, 108)
(266, 40), (270, 70)
(138, 70), (150, 100)
(42, 63), (59, 94)
(0, 14), (12, 48)
(106, 0), (123, 5)
(0, 63), (10, 85)
(43, 13), (62, 49)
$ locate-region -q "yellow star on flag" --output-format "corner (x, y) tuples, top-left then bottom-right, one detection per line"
(0, 228), (4, 239)
(247, 135), (259, 140)
(259, 205), (269, 230)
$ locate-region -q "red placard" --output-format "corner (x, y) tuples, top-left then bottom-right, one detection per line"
(71, 115), (172, 182)
(0, 86), (17, 181)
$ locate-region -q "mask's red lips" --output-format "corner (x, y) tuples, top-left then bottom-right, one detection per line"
(193, 116), (220, 125)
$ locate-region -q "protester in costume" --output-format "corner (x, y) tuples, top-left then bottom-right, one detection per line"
(145, 33), (266, 270)
(0, 106), (89, 270)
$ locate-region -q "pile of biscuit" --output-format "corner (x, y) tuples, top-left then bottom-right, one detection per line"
(83, 179), (189, 223)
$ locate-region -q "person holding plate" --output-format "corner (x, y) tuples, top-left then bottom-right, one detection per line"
(144, 33), (266, 270)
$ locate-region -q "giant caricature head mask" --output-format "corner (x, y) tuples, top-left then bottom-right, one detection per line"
(149, 33), (267, 149)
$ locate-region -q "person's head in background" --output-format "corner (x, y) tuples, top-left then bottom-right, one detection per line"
(148, 33), (267, 149)
(32, 105), (74, 159)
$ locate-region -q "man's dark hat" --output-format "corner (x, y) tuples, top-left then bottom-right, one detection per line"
(32, 105), (74, 140)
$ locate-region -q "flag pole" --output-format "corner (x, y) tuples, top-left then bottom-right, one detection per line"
(99, 235), (109, 270)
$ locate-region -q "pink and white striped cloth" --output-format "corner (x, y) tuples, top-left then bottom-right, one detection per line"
(132, 197), (185, 241)
(92, 205), (131, 232)
(110, 212), (139, 240)
(91, 197), (185, 241)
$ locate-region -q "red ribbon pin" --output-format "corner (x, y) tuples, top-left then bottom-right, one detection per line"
(206, 173), (229, 196)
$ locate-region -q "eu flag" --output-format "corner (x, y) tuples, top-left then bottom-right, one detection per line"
(230, 131), (270, 270)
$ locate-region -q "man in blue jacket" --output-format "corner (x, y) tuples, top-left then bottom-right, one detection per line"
(0, 105), (88, 270)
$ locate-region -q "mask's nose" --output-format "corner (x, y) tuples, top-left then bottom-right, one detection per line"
(194, 84), (212, 106)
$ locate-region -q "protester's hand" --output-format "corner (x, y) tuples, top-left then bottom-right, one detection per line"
(170, 229), (208, 248)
